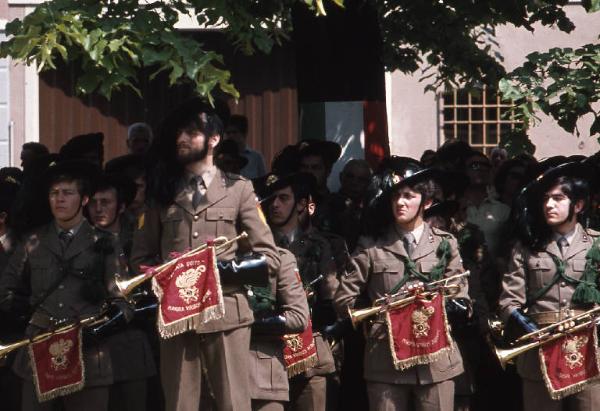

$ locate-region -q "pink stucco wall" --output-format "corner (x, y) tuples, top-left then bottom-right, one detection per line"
(387, 5), (600, 159)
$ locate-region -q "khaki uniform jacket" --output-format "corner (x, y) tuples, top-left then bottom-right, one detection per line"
(0, 220), (122, 386)
(250, 248), (310, 402)
(130, 169), (280, 333)
(498, 224), (598, 381)
(334, 223), (468, 385)
(281, 227), (339, 377)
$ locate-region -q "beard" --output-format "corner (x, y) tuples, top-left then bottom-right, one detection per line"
(176, 141), (209, 165)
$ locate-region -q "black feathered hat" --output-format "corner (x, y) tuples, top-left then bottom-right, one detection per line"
(253, 172), (317, 203)
(296, 139), (342, 168)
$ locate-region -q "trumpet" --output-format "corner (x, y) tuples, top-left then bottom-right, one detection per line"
(491, 306), (600, 369)
(0, 315), (106, 359)
(348, 271), (469, 329)
(115, 232), (248, 298)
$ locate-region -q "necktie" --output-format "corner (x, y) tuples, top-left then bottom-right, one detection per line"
(403, 232), (416, 258)
(557, 236), (569, 258)
(59, 230), (74, 247)
(190, 176), (205, 209)
(279, 235), (291, 250)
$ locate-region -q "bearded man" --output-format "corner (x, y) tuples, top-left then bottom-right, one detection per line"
(130, 98), (280, 411)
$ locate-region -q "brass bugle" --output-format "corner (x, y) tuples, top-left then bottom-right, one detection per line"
(348, 284), (460, 329)
(115, 231), (248, 297)
(513, 305), (600, 345)
(0, 314), (107, 359)
(492, 316), (600, 369)
(372, 271), (470, 306)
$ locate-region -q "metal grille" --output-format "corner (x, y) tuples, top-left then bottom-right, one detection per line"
(441, 87), (521, 155)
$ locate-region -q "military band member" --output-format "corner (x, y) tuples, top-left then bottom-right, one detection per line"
(262, 172), (339, 411)
(86, 173), (157, 411)
(334, 158), (470, 411)
(249, 247), (310, 411)
(498, 162), (600, 410)
(130, 98), (280, 411)
(0, 160), (128, 411)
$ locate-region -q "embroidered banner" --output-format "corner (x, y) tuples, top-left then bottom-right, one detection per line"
(151, 243), (224, 338)
(385, 291), (453, 370)
(539, 326), (600, 400)
(282, 320), (318, 378)
(29, 326), (84, 402)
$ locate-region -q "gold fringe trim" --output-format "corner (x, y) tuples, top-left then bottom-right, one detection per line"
(29, 328), (85, 402)
(154, 246), (226, 339)
(385, 293), (455, 371)
(286, 352), (318, 378)
(539, 327), (600, 400)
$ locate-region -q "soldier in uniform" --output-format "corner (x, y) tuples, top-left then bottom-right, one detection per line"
(130, 98), (280, 411)
(86, 173), (157, 411)
(334, 158), (470, 411)
(262, 172), (340, 411)
(498, 162), (600, 410)
(0, 160), (130, 411)
(248, 247), (310, 411)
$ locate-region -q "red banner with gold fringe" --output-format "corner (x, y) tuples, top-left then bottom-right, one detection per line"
(283, 320), (318, 378)
(385, 291), (453, 370)
(29, 326), (84, 402)
(151, 243), (224, 338)
(539, 325), (600, 400)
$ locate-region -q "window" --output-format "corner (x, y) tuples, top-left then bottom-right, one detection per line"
(441, 87), (521, 155)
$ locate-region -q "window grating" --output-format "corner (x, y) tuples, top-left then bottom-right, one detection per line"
(441, 87), (521, 155)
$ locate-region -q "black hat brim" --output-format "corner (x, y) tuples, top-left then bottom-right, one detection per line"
(297, 140), (342, 166)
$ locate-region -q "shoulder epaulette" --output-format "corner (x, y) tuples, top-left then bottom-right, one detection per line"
(585, 228), (600, 239)
(430, 226), (454, 238)
(223, 171), (247, 181)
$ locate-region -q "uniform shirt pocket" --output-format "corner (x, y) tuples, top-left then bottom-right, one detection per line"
(526, 257), (555, 288)
(29, 256), (53, 291)
(419, 260), (438, 274)
(371, 258), (404, 294)
(160, 207), (184, 240)
(205, 207), (236, 237)
(571, 259), (586, 280)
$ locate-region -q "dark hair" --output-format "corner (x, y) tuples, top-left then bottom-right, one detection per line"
(48, 174), (91, 198)
(22, 142), (49, 156)
(147, 98), (224, 206)
(494, 158), (525, 197)
(553, 176), (589, 215)
(529, 175), (589, 250)
(363, 176), (439, 238)
(93, 182), (126, 207)
(227, 115), (249, 135)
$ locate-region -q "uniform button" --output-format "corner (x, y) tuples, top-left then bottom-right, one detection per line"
(560, 282), (566, 287)
(58, 303), (64, 308)
(58, 285), (65, 290)
(193, 215), (199, 221)
(561, 299), (567, 305)
(193, 232), (199, 238)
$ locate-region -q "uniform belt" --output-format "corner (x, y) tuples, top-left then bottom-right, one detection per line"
(529, 310), (586, 325)
(221, 284), (244, 294)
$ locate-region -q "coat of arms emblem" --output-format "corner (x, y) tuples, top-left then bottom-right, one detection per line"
(175, 264), (206, 304)
(49, 338), (74, 371)
(562, 335), (588, 369)
(411, 306), (435, 338)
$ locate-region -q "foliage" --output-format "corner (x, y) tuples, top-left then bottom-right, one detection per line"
(499, 42), (600, 140)
(1, 0), (600, 144)
(0, 0), (340, 100)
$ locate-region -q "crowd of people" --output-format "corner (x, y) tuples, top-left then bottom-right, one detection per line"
(0, 96), (599, 411)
